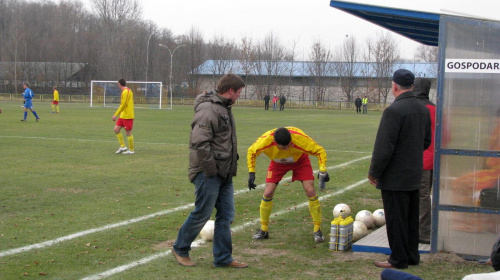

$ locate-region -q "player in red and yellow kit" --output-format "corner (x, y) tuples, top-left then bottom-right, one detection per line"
(51, 87), (60, 113)
(247, 126), (330, 242)
(112, 78), (135, 155)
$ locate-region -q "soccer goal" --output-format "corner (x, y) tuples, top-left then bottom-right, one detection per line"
(90, 80), (171, 109)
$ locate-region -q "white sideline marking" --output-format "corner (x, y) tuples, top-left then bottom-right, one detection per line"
(0, 135), (186, 146)
(0, 156), (371, 259)
(80, 179), (368, 280)
(0, 205), (192, 258)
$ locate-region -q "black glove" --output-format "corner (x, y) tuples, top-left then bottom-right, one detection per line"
(248, 172), (256, 190)
(318, 171), (330, 182)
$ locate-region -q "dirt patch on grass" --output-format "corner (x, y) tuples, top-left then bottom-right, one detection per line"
(243, 247), (291, 257)
(46, 187), (89, 194)
(153, 240), (174, 250)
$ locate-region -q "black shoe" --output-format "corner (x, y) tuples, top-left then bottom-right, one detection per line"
(252, 229), (269, 240)
(314, 230), (325, 243)
(419, 239), (430, 244)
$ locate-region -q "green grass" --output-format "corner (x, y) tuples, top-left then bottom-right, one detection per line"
(0, 101), (492, 279)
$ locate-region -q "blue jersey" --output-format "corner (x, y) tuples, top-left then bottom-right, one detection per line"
(23, 88), (34, 100)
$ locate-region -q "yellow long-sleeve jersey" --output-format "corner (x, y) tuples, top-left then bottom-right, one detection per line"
(247, 126), (327, 173)
(114, 87), (134, 119)
(53, 90), (59, 101)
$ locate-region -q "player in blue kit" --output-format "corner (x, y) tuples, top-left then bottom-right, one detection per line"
(20, 82), (40, 122)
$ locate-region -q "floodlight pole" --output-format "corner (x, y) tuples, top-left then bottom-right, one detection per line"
(159, 44), (185, 109)
(145, 31), (157, 97)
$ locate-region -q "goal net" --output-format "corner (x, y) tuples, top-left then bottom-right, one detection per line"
(90, 81), (170, 109)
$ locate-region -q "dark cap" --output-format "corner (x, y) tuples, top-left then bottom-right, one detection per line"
(392, 69), (415, 87)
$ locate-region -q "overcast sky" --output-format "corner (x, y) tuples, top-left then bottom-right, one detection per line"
(83, 0), (500, 59)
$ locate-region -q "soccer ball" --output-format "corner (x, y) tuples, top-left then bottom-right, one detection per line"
(372, 209), (386, 227)
(353, 220), (368, 241)
(200, 220), (215, 242)
(355, 210), (375, 228)
(332, 203), (351, 219)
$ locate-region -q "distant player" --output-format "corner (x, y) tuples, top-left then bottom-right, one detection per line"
(20, 82), (40, 122)
(112, 78), (135, 155)
(51, 86), (60, 113)
(247, 126), (330, 242)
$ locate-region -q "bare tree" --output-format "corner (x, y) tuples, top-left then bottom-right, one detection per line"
(257, 32), (288, 97)
(183, 27), (205, 96)
(239, 37), (258, 100)
(90, 0), (142, 78)
(285, 40), (300, 100)
(415, 44), (438, 62)
(207, 34), (238, 88)
(366, 32), (400, 104)
(335, 35), (360, 102)
(308, 39), (334, 103)
(415, 44), (438, 78)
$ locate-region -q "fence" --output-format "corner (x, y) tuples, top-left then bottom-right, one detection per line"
(0, 93), (389, 111)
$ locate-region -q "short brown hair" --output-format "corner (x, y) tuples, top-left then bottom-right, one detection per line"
(216, 74), (245, 94)
(118, 78), (126, 86)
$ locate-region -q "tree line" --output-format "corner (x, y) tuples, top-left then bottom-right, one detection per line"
(0, 0), (437, 101)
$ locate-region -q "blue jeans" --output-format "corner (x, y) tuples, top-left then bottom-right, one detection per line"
(172, 172), (235, 266)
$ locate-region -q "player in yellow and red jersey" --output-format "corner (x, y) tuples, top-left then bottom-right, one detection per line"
(112, 78), (135, 155)
(247, 126), (330, 243)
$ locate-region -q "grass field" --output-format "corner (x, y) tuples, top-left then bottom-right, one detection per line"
(0, 101), (493, 279)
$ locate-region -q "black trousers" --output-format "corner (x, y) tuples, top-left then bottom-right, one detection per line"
(382, 189), (420, 268)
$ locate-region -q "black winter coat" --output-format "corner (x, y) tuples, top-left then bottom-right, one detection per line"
(369, 91), (431, 191)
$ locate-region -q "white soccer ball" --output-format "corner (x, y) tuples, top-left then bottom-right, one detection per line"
(332, 203), (351, 219)
(355, 210), (375, 228)
(353, 220), (368, 241)
(372, 208), (386, 227)
(200, 220), (215, 242)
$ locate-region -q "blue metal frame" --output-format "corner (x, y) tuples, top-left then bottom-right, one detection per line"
(329, 1), (440, 46)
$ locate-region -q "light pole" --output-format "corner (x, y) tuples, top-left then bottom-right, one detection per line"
(145, 31), (157, 97)
(159, 43), (185, 109)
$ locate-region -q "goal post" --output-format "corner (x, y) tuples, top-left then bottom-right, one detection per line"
(90, 80), (171, 109)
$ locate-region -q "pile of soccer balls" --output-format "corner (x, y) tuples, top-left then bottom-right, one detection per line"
(332, 203), (386, 242)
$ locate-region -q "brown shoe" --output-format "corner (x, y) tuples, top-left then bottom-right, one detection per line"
(171, 249), (196, 267)
(223, 260), (248, 268)
(374, 261), (394, 268)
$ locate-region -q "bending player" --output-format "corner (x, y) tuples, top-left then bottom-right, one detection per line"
(247, 127), (330, 242)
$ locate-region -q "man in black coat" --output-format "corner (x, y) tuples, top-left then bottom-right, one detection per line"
(264, 93), (270, 110)
(368, 69), (431, 269)
(279, 95), (286, 111)
(355, 96), (362, 113)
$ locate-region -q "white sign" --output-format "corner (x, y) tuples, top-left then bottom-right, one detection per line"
(445, 59), (500, 73)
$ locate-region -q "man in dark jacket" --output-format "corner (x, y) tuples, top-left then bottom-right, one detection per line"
(355, 96), (362, 113)
(368, 69), (431, 269)
(414, 78), (434, 244)
(264, 93), (270, 110)
(172, 74), (248, 268)
(279, 95), (286, 111)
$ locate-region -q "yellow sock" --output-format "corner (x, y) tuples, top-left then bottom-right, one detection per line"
(127, 135), (134, 151)
(308, 195), (322, 232)
(51, 104), (55, 112)
(260, 196), (273, 232)
(56, 105), (59, 113)
(116, 133), (125, 147)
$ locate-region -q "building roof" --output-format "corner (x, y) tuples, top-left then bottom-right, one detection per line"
(329, 1), (440, 46)
(196, 60), (437, 79)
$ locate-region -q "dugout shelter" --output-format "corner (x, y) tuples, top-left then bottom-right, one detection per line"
(330, 0), (500, 260)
